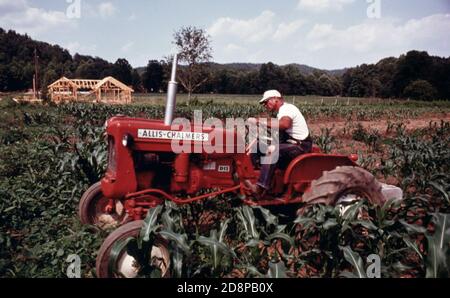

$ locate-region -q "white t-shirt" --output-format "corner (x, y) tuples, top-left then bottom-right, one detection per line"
(277, 103), (309, 141)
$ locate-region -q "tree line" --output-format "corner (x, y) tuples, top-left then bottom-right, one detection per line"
(0, 28), (448, 101)
(0, 28), (141, 96)
(145, 51), (449, 101)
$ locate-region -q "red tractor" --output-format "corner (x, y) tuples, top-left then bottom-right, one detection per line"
(78, 55), (402, 277)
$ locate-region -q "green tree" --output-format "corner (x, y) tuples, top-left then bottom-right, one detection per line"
(376, 57), (398, 98)
(392, 50), (433, 97)
(143, 60), (164, 92)
(112, 58), (133, 85)
(283, 65), (307, 95)
(317, 74), (336, 96)
(342, 64), (379, 97)
(40, 67), (58, 101)
(403, 80), (437, 101)
(0, 64), (11, 91)
(173, 26), (213, 102)
(131, 69), (142, 92)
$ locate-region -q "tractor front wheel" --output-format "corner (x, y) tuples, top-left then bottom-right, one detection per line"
(96, 220), (171, 278)
(302, 166), (386, 207)
(78, 182), (126, 229)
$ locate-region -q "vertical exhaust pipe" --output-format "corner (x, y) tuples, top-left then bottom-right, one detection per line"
(164, 54), (178, 126)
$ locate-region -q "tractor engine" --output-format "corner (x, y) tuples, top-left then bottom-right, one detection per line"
(132, 150), (236, 194)
(169, 153), (236, 193)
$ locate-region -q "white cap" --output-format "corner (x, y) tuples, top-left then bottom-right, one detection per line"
(259, 90), (281, 104)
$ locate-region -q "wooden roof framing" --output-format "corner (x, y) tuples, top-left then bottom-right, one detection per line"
(48, 76), (78, 89)
(94, 77), (134, 92)
(48, 76), (134, 104)
(71, 79), (101, 89)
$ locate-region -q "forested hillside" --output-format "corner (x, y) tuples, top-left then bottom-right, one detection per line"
(1, 28), (449, 100)
(0, 28), (140, 94)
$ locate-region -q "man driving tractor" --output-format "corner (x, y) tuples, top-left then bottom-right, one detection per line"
(245, 90), (312, 199)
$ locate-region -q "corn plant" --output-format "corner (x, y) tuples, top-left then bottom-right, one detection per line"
(313, 127), (335, 153)
(108, 200), (296, 278)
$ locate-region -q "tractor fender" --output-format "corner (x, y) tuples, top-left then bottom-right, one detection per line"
(283, 153), (358, 185)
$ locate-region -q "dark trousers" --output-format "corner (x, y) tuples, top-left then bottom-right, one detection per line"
(252, 139), (312, 190)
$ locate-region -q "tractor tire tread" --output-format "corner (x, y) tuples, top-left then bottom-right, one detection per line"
(96, 220), (170, 278)
(78, 181), (102, 225)
(302, 166), (385, 206)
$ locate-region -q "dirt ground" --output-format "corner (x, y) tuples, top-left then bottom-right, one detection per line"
(308, 114), (450, 135)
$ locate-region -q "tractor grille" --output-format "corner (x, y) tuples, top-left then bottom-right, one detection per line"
(107, 136), (116, 172)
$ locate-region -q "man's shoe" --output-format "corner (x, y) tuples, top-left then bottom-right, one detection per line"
(244, 179), (258, 193)
(244, 180), (266, 200)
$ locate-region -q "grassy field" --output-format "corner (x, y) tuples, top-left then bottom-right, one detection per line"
(132, 92), (450, 106)
(0, 94), (449, 278)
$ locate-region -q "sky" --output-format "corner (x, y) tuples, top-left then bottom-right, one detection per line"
(0, 0), (449, 69)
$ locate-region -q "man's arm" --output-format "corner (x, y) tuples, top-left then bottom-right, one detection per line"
(278, 116), (292, 132)
(248, 117), (292, 131)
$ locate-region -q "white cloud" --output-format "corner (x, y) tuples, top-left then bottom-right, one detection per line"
(209, 10), (450, 69)
(297, 0), (355, 12)
(98, 2), (117, 18)
(302, 14), (450, 68)
(0, 0), (73, 35)
(223, 43), (246, 55)
(306, 14), (450, 53)
(208, 10), (275, 43)
(208, 11), (309, 63)
(121, 41), (134, 52)
(0, 0), (26, 14)
(273, 20), (306, 41)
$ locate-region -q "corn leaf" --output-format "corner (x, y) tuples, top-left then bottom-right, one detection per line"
(218, 219), (230, 242)
(340, 246), (366, 278)
(266, 232), (295, 247)
(171, 246), (184, 278)
(252, 206), (278, 227)
(139, 205), (162, 249)
(428, 181), (450, 204)
(267, 260), (287, 278)
(243, 205), (259, 239)
(403, 237), (423, 260)
(425, 213), (450, 278)
(108, 236), (135, 277)
(158, 229), (191, 255)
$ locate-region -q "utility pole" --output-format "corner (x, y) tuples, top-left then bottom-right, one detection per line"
(33, 75), (36, 99)
(34, 48), (39, 99)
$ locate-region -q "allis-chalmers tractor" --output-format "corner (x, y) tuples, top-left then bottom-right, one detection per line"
(78, 55), (402, 278)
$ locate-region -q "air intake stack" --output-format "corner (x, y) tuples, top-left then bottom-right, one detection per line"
(164, 54), (178, 126)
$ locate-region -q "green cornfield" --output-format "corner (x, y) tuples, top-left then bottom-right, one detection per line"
(0, 95), (449, 278)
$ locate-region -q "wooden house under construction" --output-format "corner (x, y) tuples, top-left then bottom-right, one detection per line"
(48, 76), (133, 104)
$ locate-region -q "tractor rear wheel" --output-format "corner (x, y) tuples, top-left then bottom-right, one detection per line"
(96, 220), (170, 278)
(78, 182), (126, 229)
(293, 166), (386, 276)
(302, 166), (386, 206)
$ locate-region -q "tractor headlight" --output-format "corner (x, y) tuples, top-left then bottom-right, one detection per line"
(122, 134), (133, 147)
